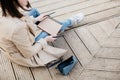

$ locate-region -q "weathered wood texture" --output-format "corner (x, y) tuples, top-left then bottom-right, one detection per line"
(0, 0), (120, 80)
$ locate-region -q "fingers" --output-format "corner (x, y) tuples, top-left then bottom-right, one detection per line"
(45, 36), (57, 42)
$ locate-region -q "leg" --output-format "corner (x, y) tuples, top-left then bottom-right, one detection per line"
(60, 13), (84, 32)
(35, 13), (84, 41)
(28, 8), (40, 18)
(59, 19), (72, 32)
(35, 32), (49, 42)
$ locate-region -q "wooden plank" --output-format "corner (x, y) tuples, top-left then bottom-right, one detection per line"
(11, 63), (34, 80)
(86, 58), (120, 71)
(81, 1), (120, 16)
(48, 68), (71, 80)
(110, 17), (120, 37)
(87, 17), (120, 47)
(38, 0), (110, 13)
(117, 19), (120, 28)
(111, 29), (120, 37)
(101, 37), (120, 47)
(48, 66), (72, 80)
(75, 27), (101, 56)
(79, 70), (120, 80)
(98, 21), (115, 36)
(108, 17), (120, 37)
(95, 48), (120, 59)
(64, 30), (92, 67)
(52, 37), (83, 80)
(53, 1), (119, 17)
(109, 17), (120, 29)
(56, 1), (119, 19)
(81, 7), (120, 25)
(87, 23), (108, 45)
(0, 52), (16, 80)
(55, 7), (120, 27)
(31, 67), (53, 80)
(29, 0), (40, 3)
(31, 0), (62, 8)
(97, 17), (119, 37)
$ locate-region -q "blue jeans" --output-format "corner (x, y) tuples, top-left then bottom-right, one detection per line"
(29, 8), (72, 41)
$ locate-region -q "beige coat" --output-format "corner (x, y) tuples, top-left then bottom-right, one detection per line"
(0, 16), (67, 67)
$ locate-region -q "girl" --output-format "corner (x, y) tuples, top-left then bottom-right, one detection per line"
(0, 0), (67, 67)
(0, 0), (84, 67)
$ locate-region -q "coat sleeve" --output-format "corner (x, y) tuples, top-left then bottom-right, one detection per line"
(11, 24), (47, 58)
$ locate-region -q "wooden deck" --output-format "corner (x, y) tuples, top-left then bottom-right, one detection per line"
(0, 0), (120, 80)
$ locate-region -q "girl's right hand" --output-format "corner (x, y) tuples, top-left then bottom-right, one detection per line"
(35, 13), (48, 21)
(45, 36), (57, 42)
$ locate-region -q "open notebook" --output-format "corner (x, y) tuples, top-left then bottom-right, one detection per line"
(37, 17), (62, 36)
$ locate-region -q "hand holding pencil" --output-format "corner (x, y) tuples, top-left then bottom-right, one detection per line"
(35, 12), (55, 25)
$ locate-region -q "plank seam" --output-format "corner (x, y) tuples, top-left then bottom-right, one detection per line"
(74, 30), (94, 56)
(63, 34), (84, 67)
(11, 63), (18, 80)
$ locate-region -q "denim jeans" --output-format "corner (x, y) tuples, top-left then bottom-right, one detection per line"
(28, 8), (72, 41)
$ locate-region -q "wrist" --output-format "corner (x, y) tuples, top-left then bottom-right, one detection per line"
(44, 37), (48, 42)
(37, 38), (48, 48)
(35, 17), (39, 21)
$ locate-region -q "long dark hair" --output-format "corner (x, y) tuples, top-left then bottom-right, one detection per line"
(26, 1), (31, 8)
(0, 0), (31, 18)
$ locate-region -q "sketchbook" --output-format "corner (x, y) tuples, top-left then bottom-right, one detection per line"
(37, 17), (62, 36)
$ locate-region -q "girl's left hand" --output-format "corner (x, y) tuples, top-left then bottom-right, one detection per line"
(45, 36), (57, 42)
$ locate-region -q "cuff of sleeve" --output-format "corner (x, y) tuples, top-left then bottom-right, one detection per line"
(37, 38), (47, 48)
(30, 16), (37, 23)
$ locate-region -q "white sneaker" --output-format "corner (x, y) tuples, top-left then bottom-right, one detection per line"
(70, 13), (84, 26)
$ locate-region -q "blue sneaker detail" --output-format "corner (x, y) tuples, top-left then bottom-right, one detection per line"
(56, 56), (78, 75)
